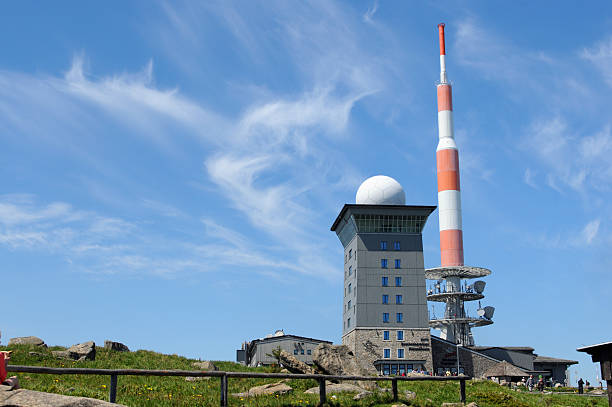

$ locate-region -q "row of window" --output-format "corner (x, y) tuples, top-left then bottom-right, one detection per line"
(347, 277), (402, 296)
(380, 259), (401, 268)
(293, 349), (312, 355)
(382, 312), (403, 323)
(382, 295), (403, 304)
(380, 241), (401, 250)
(383, 330), (404, 341)
(383, 348), (405, 359)
(382, 276), (402, 287)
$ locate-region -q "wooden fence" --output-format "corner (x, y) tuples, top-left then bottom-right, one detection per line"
(7, 365), (468, 406)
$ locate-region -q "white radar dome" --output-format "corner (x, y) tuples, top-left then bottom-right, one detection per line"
(356, 175), (406, 205)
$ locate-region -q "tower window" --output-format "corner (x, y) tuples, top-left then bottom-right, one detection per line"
(347, 300), (351, 310)
(380, 241), (387, 250)
(397, 348), (405, 358)
(397, 330), (404, 341)
(383, 313), (389, 323)
(384, 349), (391, 358)
(396, 295), (403, 304)
(383, 330), (390, 340)
(348, 266), (352, 276)
(382, 295), (389, 304)
(394, 241), (401, 250)
(396, 313), (403, 323)
(347, 318), (351, 328)
(381, 259), (388, 268)
(348, 283), (352, 294)
(395, 277), (402, 287)
(395, 259), (401, 269)
(349, 249), (352, 259)
(382, 276), (389, 287)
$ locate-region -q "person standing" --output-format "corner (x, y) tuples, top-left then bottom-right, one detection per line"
(527, 375), (534, 391)
(578, 378), (584, 394)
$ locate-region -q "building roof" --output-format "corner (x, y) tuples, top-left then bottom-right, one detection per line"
(533, 355), (578, 365)
(577, 341), (612, 363)
(330, 204), (437, 231)
(251, 334), (332, 345)
(483, 360), (530, 378)
(470, 346), (535, 353)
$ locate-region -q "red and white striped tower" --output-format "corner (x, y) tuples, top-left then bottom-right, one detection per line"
(436, 23), (463, 267)
(426, 23), (493, 347)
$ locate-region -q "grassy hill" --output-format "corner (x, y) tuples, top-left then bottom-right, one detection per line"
(1, 344), (607, 406)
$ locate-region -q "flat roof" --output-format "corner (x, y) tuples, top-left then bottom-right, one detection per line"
(470, 346), (535, 352)
(251, 334), (332, 345)
(577, 341), (612, 352)
(331, 204), (437, 231)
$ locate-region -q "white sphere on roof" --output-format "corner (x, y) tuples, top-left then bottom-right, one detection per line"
(356, 175), (406, 205)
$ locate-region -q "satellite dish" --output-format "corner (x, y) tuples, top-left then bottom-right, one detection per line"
(484, 306), (495, 319)
(474, 281), (486, 294)
(274, 330), (285, 337)
(477, 308), (485, 317)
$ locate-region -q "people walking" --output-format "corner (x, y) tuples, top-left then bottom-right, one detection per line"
(526, 375), (534, 391)
(578, 378), (584, 394)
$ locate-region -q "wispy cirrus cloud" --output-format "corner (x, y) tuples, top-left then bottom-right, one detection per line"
(581, 36), (612, 87)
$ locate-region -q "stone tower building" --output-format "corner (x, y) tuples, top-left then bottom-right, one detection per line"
(331, 175), (435, 375)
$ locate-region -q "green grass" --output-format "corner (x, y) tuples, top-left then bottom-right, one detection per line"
(1, 344), (607, 406)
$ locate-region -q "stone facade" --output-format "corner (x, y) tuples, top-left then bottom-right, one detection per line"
(343, 328), (433, 374)
(431, 336), (499, 377)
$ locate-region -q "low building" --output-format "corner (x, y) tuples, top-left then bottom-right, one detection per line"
(430, 336), (577, 384)
(236, 330), (331, 367)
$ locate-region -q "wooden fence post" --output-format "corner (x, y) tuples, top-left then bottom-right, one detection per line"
(318, 377), (326, 406)
(109, 374), (117, 403)
(460, 378), (466, 403)
(392, 378), (398, 401)
(220, 374), (228, 407)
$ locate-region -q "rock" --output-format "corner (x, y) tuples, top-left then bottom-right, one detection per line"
(8, 336), (46, 347)
(104, 340), (129, 352)
(466, 403), (479, 407)
(28, 352), (46, 358)
(0, 386), (127, 406)
(312, 343), (378, 390)
(391, 404), (409, 407)
(442, 403), (478, 407)
(192, 361), (217, 371)
(353, 390), (372, 400)
(555, 383), (562, 388)
(279, 368), (290, 373)
(278, 350), (315, 374)
(404, 390), (416, 400)
(304, 382), (366, 394)
(185, 376), (209, 382)
(53, 341), (96, 361)
(231, 381), (292, 397)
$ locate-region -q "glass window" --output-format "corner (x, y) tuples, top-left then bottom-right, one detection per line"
(294, 349), (298, 355)
(347, 317), (351, 327)
(382, 276), (389, 287)
(383, 313), (389, 323)
(348, 283), (352, 293)
(383, 364), (390, 375)
(380, 241), (387, 250)
(396, 295), (403, 304)
(382, 294), (389, 304)
(383, 330), (390, 340)
(395, 259), (401, 269)
(381, 258), (388, 268)
(394, 241), (401, 250)
(347, 300), (351, 310)
(399, 365), (405, 375)
(353, 214), (427, 233)
(398, 349), (405, 358)
(395, 277), (402, 287)
(348, 266), (352, 276)
(397, 331), (404, 341)
(307, 349), (311, 355)
(391, 364), (398, 375)
(301, 349), (305, 355)
(349, 249), (352, 259)
(396, 313), (403, 323)
(384, 349), (391, 359)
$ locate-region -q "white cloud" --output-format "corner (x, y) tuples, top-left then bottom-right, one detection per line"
(580, 219), (600, 245)
(363, 0), (379, 24)
(524, 168), (538, 189)
(582, 36), (612, 87)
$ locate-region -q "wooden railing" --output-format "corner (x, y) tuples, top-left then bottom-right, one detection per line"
(7, 365), (469, 406)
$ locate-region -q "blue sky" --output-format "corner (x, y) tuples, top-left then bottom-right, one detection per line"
(1, 0), (611, 384)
